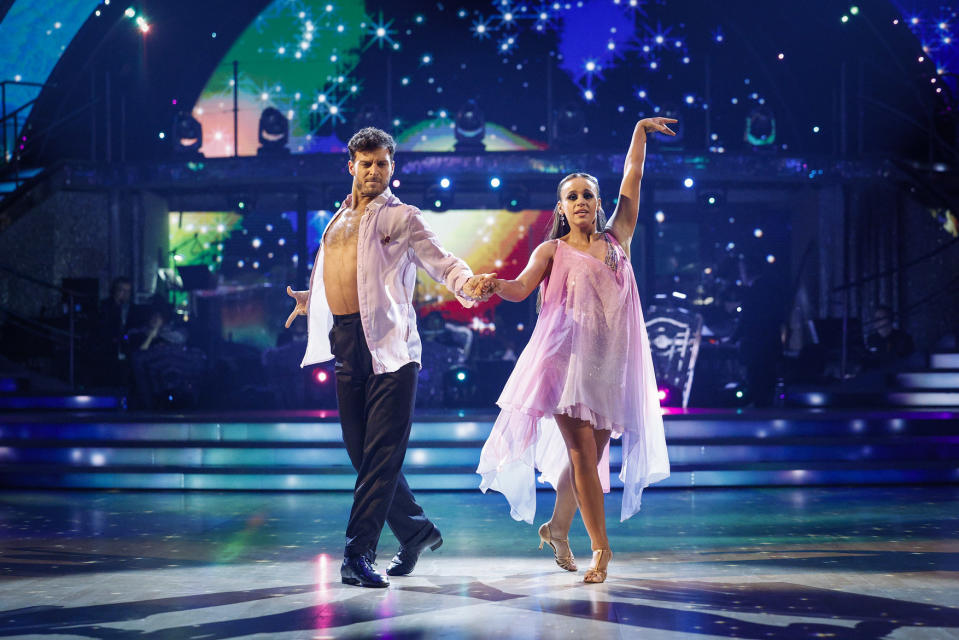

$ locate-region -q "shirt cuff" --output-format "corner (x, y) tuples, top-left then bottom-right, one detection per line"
(450, 271), (476, 308)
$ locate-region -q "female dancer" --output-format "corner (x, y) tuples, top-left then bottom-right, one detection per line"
(474, 118), (674, 583)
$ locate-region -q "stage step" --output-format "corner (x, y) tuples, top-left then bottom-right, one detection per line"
(0, 394), (124, 411)
(886, 391), (959, 407)
(0, 410), (956, 490)
(896, 371), (959, 389)
(0, 376), (24, 393)
(931, 353), (959, 369)
(0, 462), (956, 491)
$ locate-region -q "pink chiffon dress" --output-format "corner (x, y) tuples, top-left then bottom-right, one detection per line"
(477, 232), (669, 523)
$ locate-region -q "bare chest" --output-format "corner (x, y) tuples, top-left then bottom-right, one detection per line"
(324, 210), (364, 250)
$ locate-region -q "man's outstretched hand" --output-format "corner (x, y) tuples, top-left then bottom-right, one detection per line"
(285, 286), (309, 328)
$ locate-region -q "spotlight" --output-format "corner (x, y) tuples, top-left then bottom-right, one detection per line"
(230, 194), (254, 212)
(553, 102), (586, 148)
(454, 99), (486, 151)
(439, 177), (451, 189)
(745, 106), (776, 146)
(501, 184), (529, 212)
(683, 177), (694, 188)
(701, 191), (724, 207)
(257, 107), (289, 155)
(425, 184), (450, 211)
(171, 111), (203, 157)
(489, 177), (501, 189)
(324, 184), (345, 210)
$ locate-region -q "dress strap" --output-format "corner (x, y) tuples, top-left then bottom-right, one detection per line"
(602, 232), (619, 272)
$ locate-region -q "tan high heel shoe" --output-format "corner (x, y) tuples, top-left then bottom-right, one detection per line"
(583, 549), (611, 583)
(537, 522), (577, 571)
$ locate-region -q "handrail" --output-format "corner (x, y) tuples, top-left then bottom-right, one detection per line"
(830, 234), (959, 293)
(2, 79), (46, 163)
(0, 263), (90, 297)
(0, 80), (44, 88)
(0, 305), (74, 341)
(0, 263), (86, 387)
(820, 161), (958, 374)
(17, 97), (100, 158)
(899, 271), (959, 320)
(0, 98), (38, 125)
(830, 159), (959, 294)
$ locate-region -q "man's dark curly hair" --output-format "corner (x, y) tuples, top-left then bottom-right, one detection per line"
(348, 127), (396, 162)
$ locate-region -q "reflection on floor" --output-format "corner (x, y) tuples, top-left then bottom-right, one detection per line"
(0, 486), (957, 639)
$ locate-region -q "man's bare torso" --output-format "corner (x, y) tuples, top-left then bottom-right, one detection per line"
(323, 207), (365, 315)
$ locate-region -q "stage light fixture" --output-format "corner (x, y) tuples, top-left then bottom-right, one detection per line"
(454, 99), (486, 151)
(553, 102), (586, 148)
(745, 106), (777, 146)
(702, 191), (724, 207)
(324, 185), (344, 210)
(425, 184), (450, 212)
(501, 184), (528, 212)
(171, 111), (203, 157)
(229, 194), (255, 212)
(257, 107), (289, 155)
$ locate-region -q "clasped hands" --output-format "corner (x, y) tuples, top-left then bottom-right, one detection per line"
(463, 273), (500, 302)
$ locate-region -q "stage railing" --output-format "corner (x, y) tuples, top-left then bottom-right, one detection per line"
(0, 263), (85, 388)
(828, 162), (959, 375)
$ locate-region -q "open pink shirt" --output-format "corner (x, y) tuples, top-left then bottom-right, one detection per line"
(300, 188), (475, 374)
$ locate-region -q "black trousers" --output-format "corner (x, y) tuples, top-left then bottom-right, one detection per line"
(330, 312), (436, 560)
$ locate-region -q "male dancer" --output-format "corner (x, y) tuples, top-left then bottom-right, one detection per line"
(286, 127), (492, 587)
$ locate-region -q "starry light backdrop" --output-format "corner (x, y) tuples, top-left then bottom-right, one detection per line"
(2, 1), (954, 158)
(162, 0), (955, 338)
(4, 0), (955, 342)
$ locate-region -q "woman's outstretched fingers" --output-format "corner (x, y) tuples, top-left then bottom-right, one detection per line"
(657, 117), (678, 135)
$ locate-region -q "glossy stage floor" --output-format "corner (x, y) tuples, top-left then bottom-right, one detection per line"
(1, 485), (958, 639)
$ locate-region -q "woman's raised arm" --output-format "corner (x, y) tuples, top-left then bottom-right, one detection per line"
(605, 117), (677, 251)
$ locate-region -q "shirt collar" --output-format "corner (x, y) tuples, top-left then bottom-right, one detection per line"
(341, 187), (394, 211)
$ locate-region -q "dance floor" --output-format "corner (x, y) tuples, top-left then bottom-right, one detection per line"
(1, 486), (957, 639)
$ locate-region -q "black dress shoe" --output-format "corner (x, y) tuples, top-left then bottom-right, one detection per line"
(386, 528), (443, 576)
(341, 555), (389, 588)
